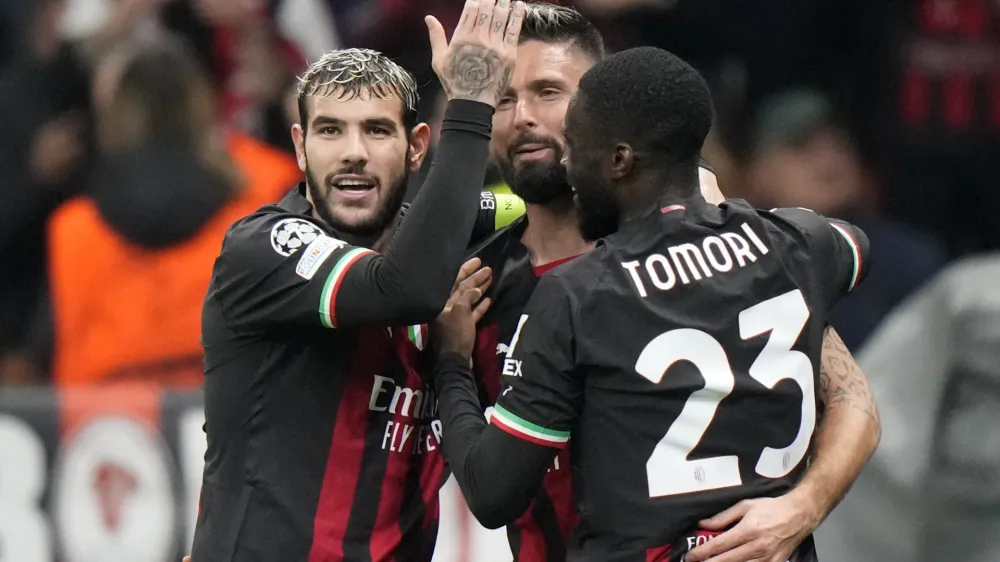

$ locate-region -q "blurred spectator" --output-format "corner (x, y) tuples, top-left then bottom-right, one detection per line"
(746, 90), (947, 350)
(0, 0), (93, 385)
(853, 0), (1000, 256)
(818, 254), (1000, 562)
(47, 37), (301, 388)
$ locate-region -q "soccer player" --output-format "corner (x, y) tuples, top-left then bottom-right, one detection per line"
(433, 47), (873, 562)
(191, 2), (526, 560)
(465, 4), (880, 562)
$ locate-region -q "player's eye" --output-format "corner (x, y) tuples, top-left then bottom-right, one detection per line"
(496, 96), (515, 110)
(318, 126), (339, 135)
(540, 88), (561, 100)
(368, 126), (391, 136)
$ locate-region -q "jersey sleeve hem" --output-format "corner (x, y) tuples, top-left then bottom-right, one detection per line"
(319, 247), (377, 328)
(828, 222), (863, 292)
(491, 404), (570, 448)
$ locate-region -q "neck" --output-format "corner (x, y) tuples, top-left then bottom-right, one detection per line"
(521, 196), (594, 266)
(620, 167), (703, 224)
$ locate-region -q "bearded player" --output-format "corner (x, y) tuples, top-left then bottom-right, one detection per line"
(461, 4), (879, 562)
(435, 45), (874, 562)
(192, 2), (526, 560)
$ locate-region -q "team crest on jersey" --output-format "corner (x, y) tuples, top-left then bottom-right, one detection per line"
(270, 218), (322, 257)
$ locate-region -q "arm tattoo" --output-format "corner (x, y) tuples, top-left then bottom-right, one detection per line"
(442, 43), (507, 104)
(819, 327), (882, 438)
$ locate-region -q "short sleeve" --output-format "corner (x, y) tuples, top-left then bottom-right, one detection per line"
(491, 274), (582, 448)
(768, 207), (871, 303)
(212, 213), (376, 331)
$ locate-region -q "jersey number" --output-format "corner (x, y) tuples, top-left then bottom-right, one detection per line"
(634, 289), (815, 498)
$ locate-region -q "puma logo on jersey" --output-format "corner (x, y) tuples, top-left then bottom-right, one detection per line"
(496, 343), (510, 355)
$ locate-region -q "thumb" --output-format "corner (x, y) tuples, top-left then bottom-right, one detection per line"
(425, 16), (447, 58)
(698, 501), (753, 531)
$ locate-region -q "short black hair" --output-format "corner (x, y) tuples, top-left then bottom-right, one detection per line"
(576, 46), (713, 166)
(519, 3), (605, 61)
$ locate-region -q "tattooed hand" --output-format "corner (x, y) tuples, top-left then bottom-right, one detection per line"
(425, 0), (525, 107)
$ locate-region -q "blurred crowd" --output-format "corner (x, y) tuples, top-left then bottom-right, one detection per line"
(1, 1), (999, 557)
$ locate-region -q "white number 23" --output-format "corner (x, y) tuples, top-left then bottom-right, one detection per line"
(635, 289), (815, 498)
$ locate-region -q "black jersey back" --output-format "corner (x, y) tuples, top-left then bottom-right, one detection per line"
(490, 199), (870, 562)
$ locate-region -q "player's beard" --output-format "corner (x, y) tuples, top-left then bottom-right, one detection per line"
(306, 161), (408, 239)
(496, 133), (573, 204)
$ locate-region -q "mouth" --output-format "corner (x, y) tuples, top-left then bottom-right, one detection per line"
(513, 143), (553, 162)
(331, 174), (377, 200)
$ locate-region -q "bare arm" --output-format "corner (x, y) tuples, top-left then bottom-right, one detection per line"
(795, 326), (881, 519)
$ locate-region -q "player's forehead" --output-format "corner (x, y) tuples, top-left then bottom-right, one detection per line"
(510, 40), (593, 92)
(304, 89), (406, 127)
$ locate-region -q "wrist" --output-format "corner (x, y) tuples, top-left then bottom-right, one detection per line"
(786, 483), (828, 530)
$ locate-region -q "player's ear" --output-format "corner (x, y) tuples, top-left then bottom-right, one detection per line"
(292, 123), (307, 172)
(407, 122), (431, 173)
(611, 143), (634, 179)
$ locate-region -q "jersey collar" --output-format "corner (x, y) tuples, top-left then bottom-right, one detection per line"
(278, 183), (314, 215)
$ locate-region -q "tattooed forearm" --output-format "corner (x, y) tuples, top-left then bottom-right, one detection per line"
(819, 327), (881, 438)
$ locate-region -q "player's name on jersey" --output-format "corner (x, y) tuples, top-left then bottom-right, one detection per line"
(622, 222), (770, 298)
(368, 375), (443, 455)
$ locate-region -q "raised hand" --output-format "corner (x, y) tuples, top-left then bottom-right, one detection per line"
(425, 0), (526, 107)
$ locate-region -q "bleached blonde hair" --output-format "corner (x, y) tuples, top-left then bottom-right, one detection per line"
(296, 48), (419, 129)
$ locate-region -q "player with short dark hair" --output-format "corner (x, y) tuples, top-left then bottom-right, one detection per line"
(467, 4), (879, 562)
(191, 2), (526, 560)
(433, 46), (872, 562)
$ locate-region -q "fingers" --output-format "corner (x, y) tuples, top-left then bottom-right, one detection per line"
(453, 258), (483, 292)
(490, 0), (510, 41)
(699, 501), (753, 530)
(425, 15), (447, 59)
(460, 266), (493, 294)
(472, 297), (492, 323)
(685, 525), (752, 562)
(474, 0), (499, 41)
(503, 1), (526, 47)
(453, 0), (480, 36)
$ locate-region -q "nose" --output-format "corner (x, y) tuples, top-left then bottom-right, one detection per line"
(513, 98), (538, 133)
(341, 128), (369, 165)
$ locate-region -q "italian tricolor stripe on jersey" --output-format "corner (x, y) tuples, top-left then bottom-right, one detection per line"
(491, 404), (570, 448)
(829, 223), (862, 292)
(319, 248), (374, 328)
(407, 324), (428, 350)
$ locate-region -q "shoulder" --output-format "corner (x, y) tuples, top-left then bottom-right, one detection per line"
(471, 190), (526, 246)
(222, 207), (342, 262)
(537, 249), (606, 307)
(468, 215), (526, 261)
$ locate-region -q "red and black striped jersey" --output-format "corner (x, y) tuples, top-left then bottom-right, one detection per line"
(469, 216), (579, 562)
(195, 185), (449, 562)
(192, 98), (498, 562)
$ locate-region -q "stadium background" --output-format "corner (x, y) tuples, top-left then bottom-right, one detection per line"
(1, 0), (999, 560)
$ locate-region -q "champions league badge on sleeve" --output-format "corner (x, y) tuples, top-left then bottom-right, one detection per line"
(270, 218), (322, 257)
